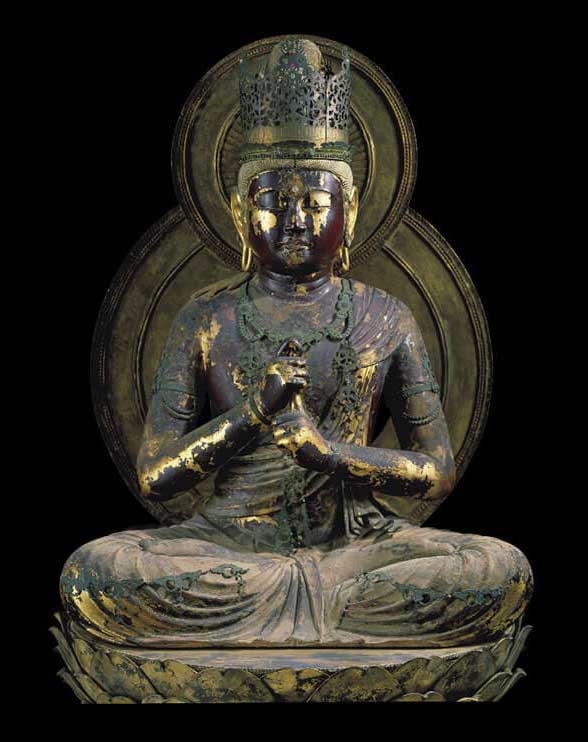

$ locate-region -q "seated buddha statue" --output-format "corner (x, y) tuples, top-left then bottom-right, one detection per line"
(60, 38), (532, 651)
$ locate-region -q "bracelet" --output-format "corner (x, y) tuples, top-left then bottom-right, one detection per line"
(249, 391), (273, 427)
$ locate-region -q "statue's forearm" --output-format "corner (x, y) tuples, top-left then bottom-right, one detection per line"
(138, 399), (266, 500)
(328, 441), (455, 500)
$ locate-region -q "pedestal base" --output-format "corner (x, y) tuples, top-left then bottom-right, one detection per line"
(52, 613), (531, 703)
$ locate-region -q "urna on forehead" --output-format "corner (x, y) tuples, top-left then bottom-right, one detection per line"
(247, 169), (343, 196)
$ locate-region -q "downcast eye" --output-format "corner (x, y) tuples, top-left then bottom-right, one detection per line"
(255, 190), (288, 210)
(304, 192), (332, 210)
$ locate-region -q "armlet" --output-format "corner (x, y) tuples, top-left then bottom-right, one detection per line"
(158, 387), (199, 421)
(398, 381), (441, 426)
(399, 380), (440, 400)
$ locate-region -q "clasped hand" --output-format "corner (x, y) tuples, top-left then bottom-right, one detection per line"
(258, 355), (333, 472)
(272, 408), (333, 471)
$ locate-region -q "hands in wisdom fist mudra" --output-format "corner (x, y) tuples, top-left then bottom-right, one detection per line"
(253, 342), (336, 473)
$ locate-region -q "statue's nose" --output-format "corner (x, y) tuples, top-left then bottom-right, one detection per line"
(285, 198), (306, 232)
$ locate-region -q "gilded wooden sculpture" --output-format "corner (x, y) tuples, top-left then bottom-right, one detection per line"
(53, 36), (533, 703)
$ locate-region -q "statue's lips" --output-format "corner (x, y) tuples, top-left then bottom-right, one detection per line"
(277, 240), (311, 250)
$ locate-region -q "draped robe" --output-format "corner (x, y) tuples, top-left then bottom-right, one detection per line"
(60, 277), (532, 648)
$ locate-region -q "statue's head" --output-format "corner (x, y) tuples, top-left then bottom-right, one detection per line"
(231, 166), (358, 275)
(231, 38), (358, 275)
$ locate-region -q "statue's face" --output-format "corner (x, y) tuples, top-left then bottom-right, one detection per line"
(232, 168), (357, 275)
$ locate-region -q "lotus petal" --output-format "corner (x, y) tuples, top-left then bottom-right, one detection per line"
(141, 694), (167, 704)
(505, 625), (532, 671)
(395, 691), (443, 702)
(108, 696), (136, 704)
(50, 626), (81, 677)
(54, 612), (66, 632)
(57, 669), (91, 704)
(309, 667), (402, 703)
(90, 649), (157, 701)
(184, 668), (275, 703)
(493, 668), (526, 702)
(434, 649), (496, 701)
(395, 692), (425, 702)
(388, 657), (452, 695)
(490, 635), (513, 670)
(75, 672), (110, 704)
(73, 638), (96, 676)
(263, 668), (327, 702)
(141, 659), (201, 699)
(421, 691), (445, 702)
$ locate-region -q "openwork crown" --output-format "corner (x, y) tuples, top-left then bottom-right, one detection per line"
(239, 38), (352, 162)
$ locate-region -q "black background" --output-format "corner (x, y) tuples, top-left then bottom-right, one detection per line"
(38, 12), (556, 711)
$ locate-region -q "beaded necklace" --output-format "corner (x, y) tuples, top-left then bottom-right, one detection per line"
(236, 276), (361, 554)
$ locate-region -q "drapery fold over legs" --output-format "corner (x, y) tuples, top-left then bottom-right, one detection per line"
(60, 515), (532, 649)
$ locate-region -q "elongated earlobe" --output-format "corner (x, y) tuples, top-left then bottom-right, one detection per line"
(345, 186), (359, 246)
(231, 190), (246, 244)
(231, 190), (253, 271)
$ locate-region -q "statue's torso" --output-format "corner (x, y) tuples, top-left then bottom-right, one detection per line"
(175, 276), (405, 545)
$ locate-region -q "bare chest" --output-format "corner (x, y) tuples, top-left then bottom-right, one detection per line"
(205, 319), (346, 419)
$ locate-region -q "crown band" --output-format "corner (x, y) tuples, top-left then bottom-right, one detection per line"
(239, 141), (353, 165)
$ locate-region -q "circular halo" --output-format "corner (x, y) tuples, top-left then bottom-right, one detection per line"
(172, 34), (417, 272)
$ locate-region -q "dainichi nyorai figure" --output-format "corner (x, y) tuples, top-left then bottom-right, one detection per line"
(61, 39), (532, 648)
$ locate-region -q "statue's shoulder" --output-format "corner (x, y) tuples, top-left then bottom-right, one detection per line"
(190, 274), (249, 304)
(174, 274), (248, 321)
(348, 277), (408, 318)
(347, 278), (412, 364)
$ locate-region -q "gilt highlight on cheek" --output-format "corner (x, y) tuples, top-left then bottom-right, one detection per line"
(311, 208), (330, 237)
(250, 208), (277, 236)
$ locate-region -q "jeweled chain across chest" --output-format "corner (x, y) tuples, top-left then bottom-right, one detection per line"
(236, 278), (364, 435)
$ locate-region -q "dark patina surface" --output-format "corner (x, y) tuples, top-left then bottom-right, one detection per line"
(56, 35), (532, 703)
